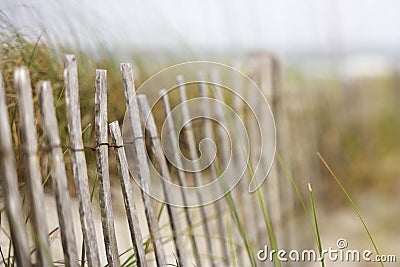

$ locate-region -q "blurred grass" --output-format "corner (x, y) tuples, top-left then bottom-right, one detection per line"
(2, 2), (398, 207)
(281, 65), (400, 205)
(2, 2), (399, 201)
(1, 7), (399, 266)
(0, 11), (138, 193)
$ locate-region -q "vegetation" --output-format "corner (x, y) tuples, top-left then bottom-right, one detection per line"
(0, 9), (396, 267)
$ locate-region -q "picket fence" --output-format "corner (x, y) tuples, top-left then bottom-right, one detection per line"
(0, 54), (318, 267)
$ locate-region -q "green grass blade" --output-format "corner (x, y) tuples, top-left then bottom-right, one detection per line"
(317, 152), (384, 267)
(10, 103), (18, 131)
(256, 189), (280, 267)
(55, 85), (65, 109)
(82, 123), (92, 135)
(224, 191), (257, 267)
(276, 152), (318, 241)
(308, 183), (325, 267)
(157, 203), (165, 222)
(28, 31), (43, 68)
(226, 217), (239, 267)
(247, 161), (280, 267)
(212, 145), (257, 266)
(80, 172), (99, 267)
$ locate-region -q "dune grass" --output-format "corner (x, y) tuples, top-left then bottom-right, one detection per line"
(246, 162), (281, 267)
(318, 152), (385, 267)
(308, 183), (325, 267)
(0, 12), (393, 267)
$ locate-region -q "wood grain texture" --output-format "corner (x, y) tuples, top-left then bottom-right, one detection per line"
(120, 63), (166, 266)
(0, 71), (32, 267)
(159, 89), (202, 267)
(14, 67), (52, 267)
(38, 81), (79, 267)
(94, 69), (120, 267)
(177, 76), (216, 267)
(137, 94), (189, 267)
(109, 121), (147, 267)
(64, 55), (100, 267)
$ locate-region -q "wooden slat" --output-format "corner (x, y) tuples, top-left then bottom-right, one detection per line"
(197, 74), (230, 266)
(261, 57), (295, 249)
(38, 81), (79, 267)
(120, 63), (166, 266)
(242, 63), (263, 247)
(159, 89), (202, 267)
(209, 71), (231, 170)
(211, 69), (253, 265)
(274, 82), (298, 250)
(137, 94), (188, 267)
(0, 71), (31, 267)
(14, 67), (52, 267)
(64, 55), (100, 267)
(176, 75), (216, 267)
(230, 64), (249, 265)
(94, 70), (120, 267)
(251, 57), (282, 247)
(109, 121), (147, 267)
(227, 66), (260, 262)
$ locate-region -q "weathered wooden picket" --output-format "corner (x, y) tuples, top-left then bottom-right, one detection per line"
(0, 54), (299, 267)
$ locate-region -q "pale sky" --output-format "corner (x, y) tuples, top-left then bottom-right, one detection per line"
(2, 0), (400, 56)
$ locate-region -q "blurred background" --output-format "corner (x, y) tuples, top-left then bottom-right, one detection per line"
(1, 0), (399, 266)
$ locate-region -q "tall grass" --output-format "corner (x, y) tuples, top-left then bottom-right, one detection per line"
(0, 11), (132, 191)
(308, 183), (324, 267)
(241, 170), (278, 266)
(1, 10), (394, 267)
(318, 152), (385, 267)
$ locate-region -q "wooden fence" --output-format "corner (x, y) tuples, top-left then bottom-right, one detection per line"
(0, 54), (310, 267)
